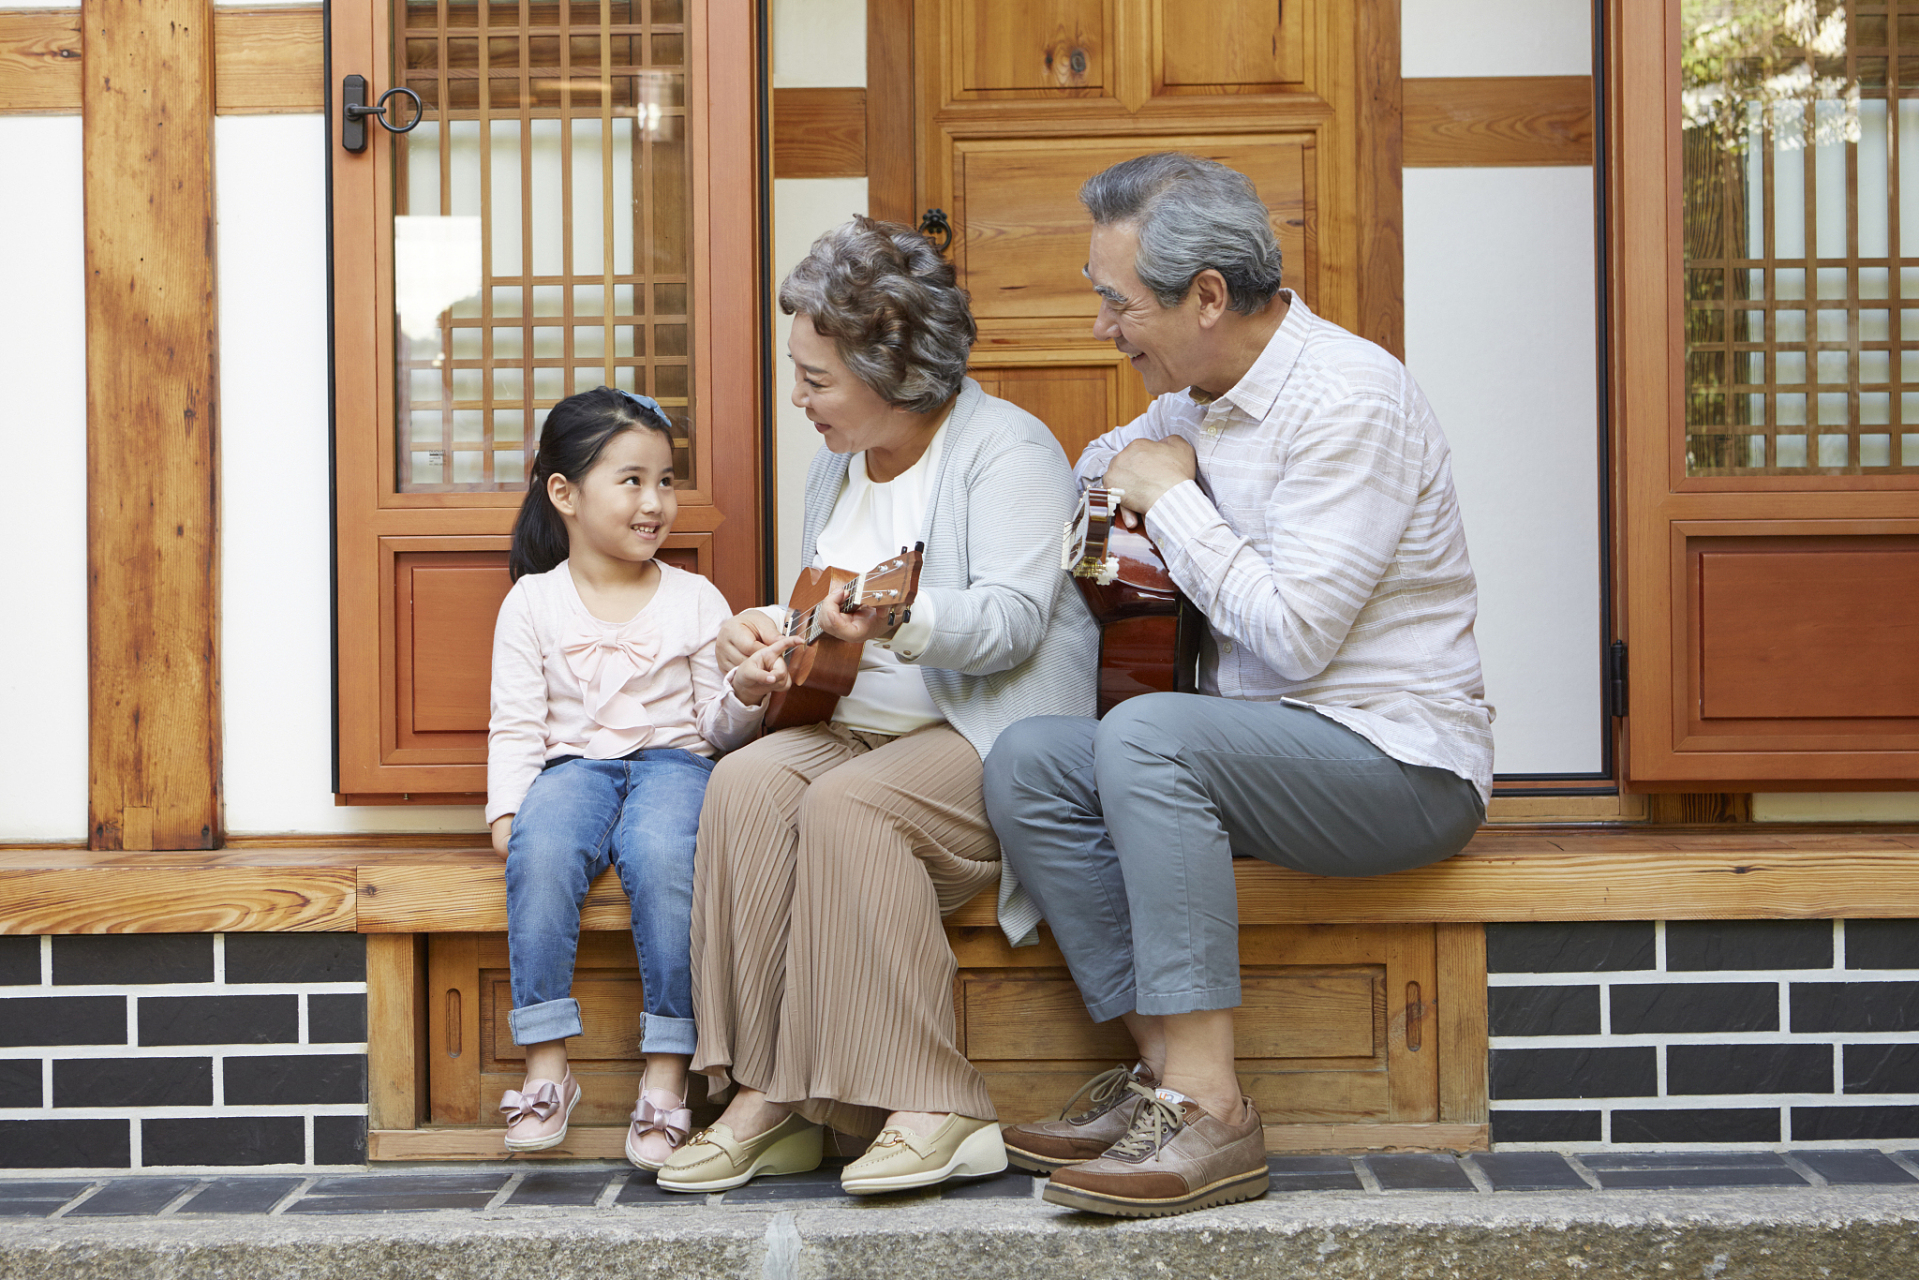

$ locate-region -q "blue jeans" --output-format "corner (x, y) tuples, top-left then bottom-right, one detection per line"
(504, 748), (713, 1053)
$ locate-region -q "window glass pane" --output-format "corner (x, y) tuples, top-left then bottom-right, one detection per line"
(391, 0), (695, 493)
(1682, 3), (1919, 475)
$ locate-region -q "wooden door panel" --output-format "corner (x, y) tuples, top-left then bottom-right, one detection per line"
(1156, 0), (1304, 93)
(1699, 548), (1919, 720)
(406, 561), (511, 734)
(957, 0), (1109, 95)
(955, 135), (1310, 321)
(970, 362), (1122, 461)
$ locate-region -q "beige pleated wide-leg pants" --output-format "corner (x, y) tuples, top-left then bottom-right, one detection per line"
(689, 721), (1001, 1138)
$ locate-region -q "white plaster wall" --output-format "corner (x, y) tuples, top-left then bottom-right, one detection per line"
(216, 115), (484, 834)
(771, 0), (865, 88)
(770, 177), (869, 599)
(0, 118), (88, 841)
(1404, 166), (1603, 775)
(1402, 0), (1592, 79)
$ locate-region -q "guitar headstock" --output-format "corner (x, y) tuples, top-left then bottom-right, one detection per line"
(1063, 486), (1123, 584)
(847, 542), (925, 627)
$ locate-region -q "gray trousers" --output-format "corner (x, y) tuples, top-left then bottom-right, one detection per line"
(982, 693), (1483, 1022)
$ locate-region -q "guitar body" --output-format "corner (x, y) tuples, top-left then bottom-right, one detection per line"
(762, 546), (924, 732)
(1064, 490), (1204, 716)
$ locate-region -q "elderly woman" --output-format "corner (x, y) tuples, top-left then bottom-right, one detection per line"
(655, 217), (1096, 1195)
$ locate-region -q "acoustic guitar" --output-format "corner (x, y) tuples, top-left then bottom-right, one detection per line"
(763, 543), (926, 731)
(1062, 487), (1203, 716)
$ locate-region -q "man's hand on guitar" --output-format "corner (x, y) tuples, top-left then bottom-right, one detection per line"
(730, 635), (805, 707)
(1104, 435), (1197, 529)
(814, 585), (905, 645)
(718, 608), (785, 670)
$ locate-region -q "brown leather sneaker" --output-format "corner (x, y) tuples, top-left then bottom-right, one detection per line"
(1001, 1063), (1158, 1173)
(1042, 1083), (1269, 1217)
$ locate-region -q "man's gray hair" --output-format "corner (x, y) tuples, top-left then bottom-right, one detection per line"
(1080, 153), (1283, 315)
(778, 216), (976, 412)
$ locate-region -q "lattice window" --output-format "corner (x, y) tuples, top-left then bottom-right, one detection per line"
(391, 0), (692, 493)
(1683, 1), (1919, 476)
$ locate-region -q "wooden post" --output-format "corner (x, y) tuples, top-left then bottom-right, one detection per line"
(82, 0), (222, 850)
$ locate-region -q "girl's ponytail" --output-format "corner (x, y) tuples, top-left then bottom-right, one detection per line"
(507, 385), (675, 581)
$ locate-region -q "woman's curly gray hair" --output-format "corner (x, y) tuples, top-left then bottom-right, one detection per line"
(779, 216), (976, 412)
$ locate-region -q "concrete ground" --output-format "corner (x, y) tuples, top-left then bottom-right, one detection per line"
(4, 1152), (1919, 1278)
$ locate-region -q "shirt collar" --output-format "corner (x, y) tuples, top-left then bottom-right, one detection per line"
(1187, 289), (1310, 422)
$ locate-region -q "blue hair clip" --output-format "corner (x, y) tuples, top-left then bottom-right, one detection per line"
(611, 387), (666, 421)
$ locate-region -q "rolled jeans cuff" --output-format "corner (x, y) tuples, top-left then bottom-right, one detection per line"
(1133, 981), (1243, 1018)
(509, 997), (583, 1046)
(639, 1012), (697, 1056)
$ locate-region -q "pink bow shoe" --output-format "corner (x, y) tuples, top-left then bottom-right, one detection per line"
(500, 1072), (582, 1152)
(626, 1087), (693, 1170)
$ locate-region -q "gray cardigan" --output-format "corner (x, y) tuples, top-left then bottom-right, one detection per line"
(800, 378), (1098, 945)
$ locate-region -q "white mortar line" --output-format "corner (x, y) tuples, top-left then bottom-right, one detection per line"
(298, 993), (309, 1045)
(1654, 921), (1667, 971)
(212, 934), (226, 985)
(485, 1171), (526, 1211)
(1562, 1154), (1605, 1190)
(38, 936), (51, 986)
(1456, 1155), (1495, 1193)
(19, 982), (369, 998)
(594, 1172), (627, 1208)
(1350, 1157), (1382, 1193)
(269, 1176), (319, 1215)
(4, 1043), (367, 1060)
(128, 1117), (141, 1170)
(156, 1180), (212, 1216)
(303, 1113), (313, 1166)
(1887, 1151), (1919, 1180)
(0, 1104), (371, 1121)
(47, 1181), (108, 1218)
(1488, 968), (1919, 986)
(1490, 1031), (1919, 1048)
(1834, 919), (1847, 970)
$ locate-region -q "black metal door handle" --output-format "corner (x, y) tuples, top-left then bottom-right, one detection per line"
(341, 76), (424, 153)
(917, 208), (953, 252)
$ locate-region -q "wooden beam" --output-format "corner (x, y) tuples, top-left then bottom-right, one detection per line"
(0, 9), (82, 114)
(1404, 75), (1595, 167)
(1435, 922), (1488, 1125)
(0, 868), (353, 932)
(0, 6), (322, 116)
(1355, 0), (1404, 358)
(84, 0), (223, 851)
(212, 6), (323, 115)
(772, 86), (864, 178)
(865, 0), (914, 223)
(366, 934), (427, 1132)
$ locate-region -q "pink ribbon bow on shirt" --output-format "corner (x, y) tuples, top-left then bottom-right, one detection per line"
(560, 628), (660, 759)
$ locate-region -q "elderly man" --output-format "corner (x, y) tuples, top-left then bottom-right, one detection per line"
(983, 153), (1494, 1218)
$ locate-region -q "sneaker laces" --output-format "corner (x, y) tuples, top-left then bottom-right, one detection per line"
(1103, 1082), (1188, 1162)
(1058, 1063), (1141, 1123)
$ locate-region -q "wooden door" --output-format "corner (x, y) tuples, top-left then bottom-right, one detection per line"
(328, 0), (763, 802)
(892, 0), (1398, 457)
(1614, 0), (1919, 785)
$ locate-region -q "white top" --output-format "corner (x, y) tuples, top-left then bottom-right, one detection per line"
(810, 420), (946, 735)
(1076, 292), (1496, 803)
(486, 560), (763, 823)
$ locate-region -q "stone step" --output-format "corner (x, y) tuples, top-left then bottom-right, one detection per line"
(4, 1155), (1919, 1278)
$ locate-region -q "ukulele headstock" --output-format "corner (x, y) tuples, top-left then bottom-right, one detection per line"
(1063, 486), (1123, 584)
(847, 542), (926, 627)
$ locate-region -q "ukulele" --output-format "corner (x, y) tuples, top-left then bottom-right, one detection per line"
(763, 543), (926, 731)
(1062, 487), (1203, 716)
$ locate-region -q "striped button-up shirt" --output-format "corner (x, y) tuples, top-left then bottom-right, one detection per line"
(1076, 292), (1495, 803)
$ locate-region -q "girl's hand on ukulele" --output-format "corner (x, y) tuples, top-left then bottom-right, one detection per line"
(731, 635), (805, 706)
(718, 608), (785, 670)
(815, 586), (902, 644)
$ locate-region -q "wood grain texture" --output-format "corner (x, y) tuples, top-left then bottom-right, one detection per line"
(366, 933), (427, 1131)
(212, 6), (322, 115)
(84, 0), (222, 850)
(0, 9), (81, 113)
(1355, 0), (1404, 357)
(0, 868), (354, 932)
(1262, 1122), (1487, 1153)
(773, 86), (864, 178)
(1435, 922), (1488, 1125)
(1403, 75), (1594, 167)
(866, 0), (915, 222)
(1, 7), (322, 116)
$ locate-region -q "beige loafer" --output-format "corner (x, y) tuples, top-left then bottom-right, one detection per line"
(841, 1114), (1007, 1194)
(655, 1112), (823, 1192)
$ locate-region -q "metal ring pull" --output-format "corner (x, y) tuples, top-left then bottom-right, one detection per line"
(341, 76), (425, 153)
(917, 208), (953, 253)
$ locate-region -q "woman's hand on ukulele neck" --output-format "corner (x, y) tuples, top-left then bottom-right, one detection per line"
(730, 635), (806, 707)
(814, 585), (905, 645)
(718, 608), (787, 671)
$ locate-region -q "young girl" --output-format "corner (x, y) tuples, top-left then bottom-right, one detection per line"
(488, 385), (789, 1167)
